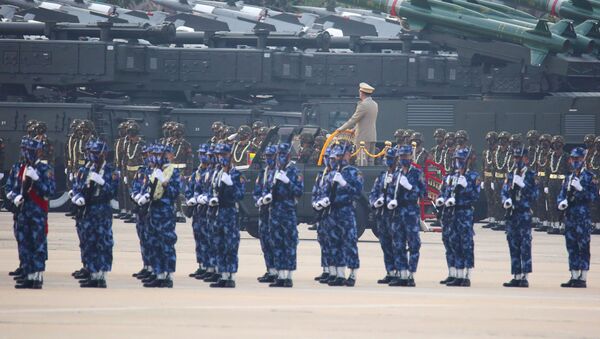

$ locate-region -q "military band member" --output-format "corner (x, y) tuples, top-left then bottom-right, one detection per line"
(482, 132), (498, 229)
(492, 131), (511, 231)
(546, 135), (569, 235)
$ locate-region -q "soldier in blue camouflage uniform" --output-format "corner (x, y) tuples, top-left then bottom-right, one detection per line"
(185, 144), (211, 279)
(501, 147), (538, 288)
(209, 143), (245, 288)
(268, 143), (304, 288)
(131, 146), (153, 281)
(5, 138), (29, 280)
(72, 140), (119, 288)
(435, 148), (480, 287)
(369, 147), (398, 284)
(557, 147), (598, 288)
(312, 147), (334, 283)
(10, 138), (55, 289)
(254, 145), (278, 283)
(387, 144), (426, 287)
(319, 142), (363, 287)
(139, 144), (181, 288)
(200, 144), (222, 283)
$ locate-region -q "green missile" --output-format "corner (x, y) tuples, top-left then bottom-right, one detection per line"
(339, 0), (571, 65)
(500, 0), (600, 23)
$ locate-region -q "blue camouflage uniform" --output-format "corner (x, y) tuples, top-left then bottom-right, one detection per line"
(269, 144), (304, 273)
(185, 144), (211, 268)
(557, 148), (598, 277)
(12, 139), (56, 282)
(78, 159), (118, 275)
(387, 146), (426, 276)
(253, 145), (277, 273)
(438, 148), (480, 279)
(146, 154), (181, 276)
(5, 160), (26, 269)
(323, 145), (363, 271)
(312, 150), (332, 273)
(212, 144), (245, 275)
(131, 161), (152, 268)
(206, 158), (222, 271)
(369, 149), (397, 275)
(501, 149), (539, 278)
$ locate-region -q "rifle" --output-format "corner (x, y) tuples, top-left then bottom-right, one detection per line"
(442, 146), (473, 220)
(560, 169), (580, 222)
(76, 163), (96, 219)
(15, 161), (32, 214)
(503, 167), (520, 220)
(139, 165), (158, 219)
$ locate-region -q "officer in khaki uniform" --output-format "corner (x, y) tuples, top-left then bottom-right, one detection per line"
(337, 82), (378, 166)
(482, 131), (498, 228)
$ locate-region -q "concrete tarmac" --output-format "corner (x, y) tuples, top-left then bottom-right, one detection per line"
(0, 212), (599, 338)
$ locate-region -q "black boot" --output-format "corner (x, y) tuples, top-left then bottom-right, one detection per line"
(345, 278), (356, 287)
(405, 278), (416, 287)
(144, 278), (172, 288)
(15, 279), (42, 289)
(142, 274), (157, 284)
(560, 279), (576, 288)
(80, 279), (107, 288)
(258, 273), (277, 283)
(389, 278), (407, 287)
(519, 279), (529, 288)
(446, 278), (464, 286)
(133, 268), (148, 278)
(9, 267), (23, 276)
(74, 269), (90, 280)
(269, 279), (286, 288)
(210, 279), (235, 288)
(377, 275), (393, 284)
(189, 268), (204, 278)
(203, 273), (220, 283)
(572, 279), (587, 288)
(503, 279), (521, 287)
(72, 268), (85, 277)
(314, 272), (329, 281)
(440, 276), (455, 285)
(137, 270), (152, 280)
(328, 277), (347, 286)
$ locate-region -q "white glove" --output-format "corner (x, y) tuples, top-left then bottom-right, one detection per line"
(197, 194), (208, 205)
(123, 176), (128, 184)
(186, 198), (197, 206)
(74, 196), (85, 206)
(503, 198), (513, 209)
(275, 170), (290, 184)
(64, 168), (68, 175)
(435, 197), (445, 207)
(25, 166), (39, 181)
(320, 197), (331, 207)
(314, 201), (323, 211)
(256, 197), (264, 207)
(333, 172), (347, 187)
(387, 199), (398, 210)
(89, 172), (105, 186)
(445, 197), (456, 207)
(399, 176), (413, 190)
(13, 194), (24, 207)
(134, 193), (142, 203)
(490, 182), (495, 191)
(480, 182), (484, 190)
(138, 193), (150, 206)
(221, 172), (233, 186)
(7, 191), (17, 201)
(0, 172), (3, 181)
(153, 169), (166, 183)
(457, 175), (467, 188)
(513, 175), (525, 188)
(69, 173), (74, 181)
(384, 174), (393, 185)
(445, 176), (452, 185)
(373, 197), (384, 208)
(544, 187), (549, 194)
(209, 197), (219, 207)
(558, 199), (568, 211)
(262, 193), (273, 205)
(570, 177), (583, 192)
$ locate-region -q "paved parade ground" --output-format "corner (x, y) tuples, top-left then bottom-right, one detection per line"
(0, 212), (599, 338)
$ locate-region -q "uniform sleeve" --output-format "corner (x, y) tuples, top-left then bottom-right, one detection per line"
(163, 169), (181, 200)
(288, 167), (304, 198)
(99, 165), (118, 200)
(221, 169), (244, 202)
(501, 174), (511, 203)
(253, 170), (265, 203)
(571, 172), (597, 205)
(338, 103), (367, 131)
(411, 168), (426, 200)
(458, 172), (480, 205)
(369, 172), (384, 205)
(33, 164), (56, 199)
(334, 167), (363, 205)
(521, 171), (539, 203)
(557, 178), (568, 203)
(311, 172), (322, 204)
(184, 172), (196, 200)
